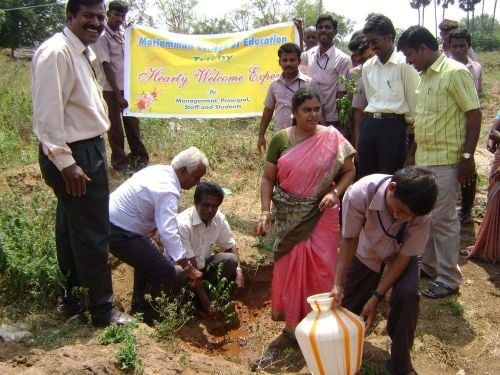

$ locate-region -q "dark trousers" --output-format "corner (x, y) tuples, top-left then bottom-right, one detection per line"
(103, 90), (149, 171)
(357, 116), (407, 179)
(342, 256), (420, 375)
(108, 223), (178, 311)
(461, 175), (477, 215)
(39, 139), (113, 319)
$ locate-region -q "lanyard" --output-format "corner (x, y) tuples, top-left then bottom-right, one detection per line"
(278, 79), (301, 94)
(316, 54), (330, 70)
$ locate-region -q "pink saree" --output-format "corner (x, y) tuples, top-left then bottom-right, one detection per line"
(271, 127), (355, 329)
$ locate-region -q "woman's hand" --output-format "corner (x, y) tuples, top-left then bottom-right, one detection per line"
(256, 211), (272, 235)
(319, 190), (340, 211)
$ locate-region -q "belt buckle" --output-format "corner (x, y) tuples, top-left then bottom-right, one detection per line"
(373, 112), (382, 119)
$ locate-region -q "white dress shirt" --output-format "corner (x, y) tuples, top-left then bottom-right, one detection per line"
(177, 207), (236, 269)
(109, 165), (186, 261)
(358, 50), (419, 123)
(31, 27), (109, 171)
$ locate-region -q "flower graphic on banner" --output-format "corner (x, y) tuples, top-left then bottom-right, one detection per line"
(136, 88), (158, 111)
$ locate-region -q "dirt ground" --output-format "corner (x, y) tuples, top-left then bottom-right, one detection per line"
(1, 103), (499, 374)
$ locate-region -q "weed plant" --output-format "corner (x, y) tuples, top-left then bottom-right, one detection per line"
(146, 288), (195, 340)
(0, 56), (37, 170)
(204, 262), (237, 324)
(0, 188), (61, 306)
(99, 320), (144, 373)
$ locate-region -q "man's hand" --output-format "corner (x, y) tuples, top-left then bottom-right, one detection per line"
(458, 157), (476, 186)
(257, 135), (267, 154)
(360, 297), (378, 330)
(61, 163), (91, 196)
(204, 303), (224, 320)
(184, 265), (203, 288)
(329, 284), (344, 306)
(235, 268), (244, 290)
(116, 94), (129, 110)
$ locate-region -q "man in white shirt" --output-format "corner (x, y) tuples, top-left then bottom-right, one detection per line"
(108, 147), (208, 324)
(32, 0), (131, 326)
(177, 182), (244, 319)
(354, 14), (419, 179)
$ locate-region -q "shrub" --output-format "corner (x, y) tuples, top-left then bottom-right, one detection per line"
(0, 188), (62, 306)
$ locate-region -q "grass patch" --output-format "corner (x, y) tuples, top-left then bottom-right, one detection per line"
(0, 188), (61, 307)
(428, 300), (464, 320)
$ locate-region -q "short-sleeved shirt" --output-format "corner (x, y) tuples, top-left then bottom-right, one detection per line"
(264, 72), (318, 130)
(414, 54), (481, 166)
(301, 45), (352, 122)
(176, 207), (236, 269)
(93, 24), (125, 91)
(342, 174), (431, 272)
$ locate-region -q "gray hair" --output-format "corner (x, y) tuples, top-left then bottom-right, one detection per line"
(171, 147), (209, 173)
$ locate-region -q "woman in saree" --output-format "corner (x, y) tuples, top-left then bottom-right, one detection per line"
(256, 87), (356, 338)
(468, 112), (500, 263)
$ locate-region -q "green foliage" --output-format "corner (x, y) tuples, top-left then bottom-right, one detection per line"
(0, 188), (62, 306)
(146, 289), (195, 340)
(459, 14), (500, 51)
(204, 262), (237, 324)
(0, 55), (37, 169)
(336, 74), (358, 127)
(0, 0), (65, 49)
(99, 320), (144, 373)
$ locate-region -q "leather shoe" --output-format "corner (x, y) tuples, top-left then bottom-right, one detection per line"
(93, 307), (134, 327)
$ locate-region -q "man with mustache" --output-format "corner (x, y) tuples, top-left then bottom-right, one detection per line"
(32, 0), (132, 326)
(257, 43), (320, 153)
(94, 0), (149, 173)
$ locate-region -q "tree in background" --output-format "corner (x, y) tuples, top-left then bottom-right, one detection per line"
(459, 0), (482, 31)
(0, 0), (65, 49)
(437, 0), (456, 19)
(129, 0), (155, 27)
(460, 12), (500, 50)
(155, 0), (198, 33)
(409, 0), (432, 25)
(192, 18), (235, 34)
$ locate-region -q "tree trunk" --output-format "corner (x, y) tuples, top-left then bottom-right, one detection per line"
(491, 0), (498, 49)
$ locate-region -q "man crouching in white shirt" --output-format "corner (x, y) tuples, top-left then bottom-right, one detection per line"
(176, 181), (244, 320)
(108, 147), (207, 324)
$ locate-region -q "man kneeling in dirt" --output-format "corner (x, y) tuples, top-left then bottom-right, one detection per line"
(176, 181), (244, 319)
(331, 166), (438, 375)
(108, 147), (207, 324)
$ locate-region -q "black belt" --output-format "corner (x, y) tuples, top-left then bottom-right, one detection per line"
(364, 112), (405, 120)
(67, 135), (103, 146)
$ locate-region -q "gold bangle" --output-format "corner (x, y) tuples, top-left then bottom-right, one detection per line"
(332, 188), (339, 197)
(261, 211), (271, 215)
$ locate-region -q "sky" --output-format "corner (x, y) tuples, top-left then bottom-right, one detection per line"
(195, 0), (497, 37)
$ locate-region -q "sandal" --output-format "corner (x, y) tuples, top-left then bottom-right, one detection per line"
(421, 281), (459, 299)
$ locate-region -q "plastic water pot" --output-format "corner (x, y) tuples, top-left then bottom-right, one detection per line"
(295, 293), (365, 375)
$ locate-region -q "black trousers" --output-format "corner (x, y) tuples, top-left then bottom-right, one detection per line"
(342, 256), (420, 375)
(357, 116), (407, 179)
(39, 138), (113, 319)
(103, 90), (149, 171)
(109, 223), (178, 311)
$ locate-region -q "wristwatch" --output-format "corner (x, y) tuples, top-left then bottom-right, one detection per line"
(462, 152), (472, 159)
(372, 290), (384, 301)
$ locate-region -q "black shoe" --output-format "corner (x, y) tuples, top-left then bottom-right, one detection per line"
(93, 307), (134, 327)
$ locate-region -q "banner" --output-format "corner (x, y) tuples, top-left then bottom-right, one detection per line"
(124, 22), (299, 118)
